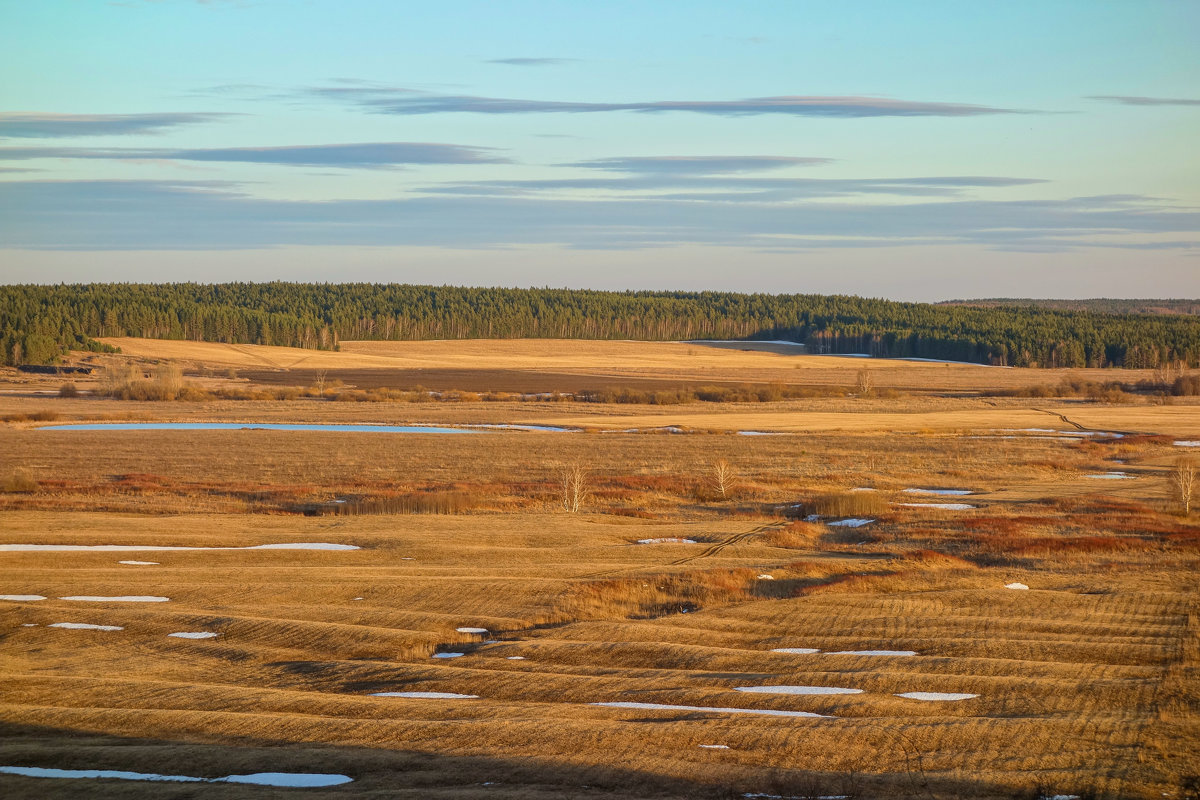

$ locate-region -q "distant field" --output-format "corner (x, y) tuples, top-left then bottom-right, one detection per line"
(1, 339), (1197, 798)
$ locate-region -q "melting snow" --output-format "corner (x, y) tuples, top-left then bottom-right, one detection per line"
(903, 488), (972, 496)
(591, 702), (829, 718)
(373, 691), (478, 699)
(0, 595), (45, 602)
(168, 632), (218, 639)
(757, 574), (774, 580)
(456, 627), (488, 633)
(0, 543), (358, 552)
(895, 692), (977, 701)
(1005, 582), (1030, 590)
(1175, 441), (1200, 447)
(506, 656), (526, 660)
(699, 744), (730, 749)
(48, 622), (123, 631)
(770, 648), (820, 655)
(118, 561), (158, 565)
(897, 503), (977, 510)
(637, 538), (697, 544)
(829, 650), (916, 657)
(1086, 472), (1132, 479)
(736, 685), (861, 696)
(433, 652), (464, 659)
(61, 596), (168, 602)
(0, 767), (352, 788)
(828, 518), (874, 528)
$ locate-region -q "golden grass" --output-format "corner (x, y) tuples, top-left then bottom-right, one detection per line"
(0, 339), (1198, 798)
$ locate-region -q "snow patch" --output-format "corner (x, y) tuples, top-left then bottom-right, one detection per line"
(829, 650), (917, 657)
(0, 543), (358, 552)
(699, 744), (730, 749)
(828, 518), (874, 528)
(637, 538), (697, 544)
(0, 595), (45, 602)
(373, 691), (478, 699)
(1085, 472), (1133, 479)
(118, 561), (158, 565)
(903, 488), (972, 496)
(168, 632), (218, 639)
(897, 503), (977, 510)
(591, 702), (829, 719)
(61, 596), (168, 603)
(506, 656), (526, 660)
(895, 692), (977, 701)
(1005, 582), (1030, 590)
(456, 627), (488, 633)
(432, 652), (464, 659)
(48, 622), (123, 631)
(757, 574), (774, 580)
(0, 766), (352, 789)
(770, 648), (820, 655)
(735, 685), (861, 696)
(1175, 440), (1200, 447)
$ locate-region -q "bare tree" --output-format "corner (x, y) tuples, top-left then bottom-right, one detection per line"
(1171, 457), (1197, 515)
(712, 458), (736, 500)
(855, 368), (874, 397)
(559, 463), (588, 513)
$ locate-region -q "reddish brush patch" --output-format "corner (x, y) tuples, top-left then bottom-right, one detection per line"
(902, 549), (977, 569)
(603, 507), (659, 519)
(1005, 535), (1151, 556)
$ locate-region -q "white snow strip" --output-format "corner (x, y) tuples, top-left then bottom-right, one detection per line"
(0, 595), (45, 602)
(0, 543), (358, 552)
(60, 596), (168, 602)
(219, 773), (354, 788)
(1005, 582), (1030, 590)
(48, 622), (123, 631)
(895, 692), (977, 701)
(757, 574), (774, 580)
(1175, 440), (1200, 447)
(21, 623), (37, 627)
(770, 648), (820, 655)
(699, 744), (730, 749)
(636, 538), (697, 544)
(738, 431), (785, 436)
(591, 702), (829, 719)
(456, 627), (488, 633)
(118, 561), (158, 565)
(828, 650), (917, 657)
(849, 487), (876, 492)
(903, 488), (972, 496)
(372, 691), (478, 699)
(168, 632), (218, 639)
(1085, 473), (1133, 479)
(506, 656), (526, 660)
(0, 767), (352, 788)
(897, 503), (977, 510)
(828, 518), (874, 528)
(432, 652), (464, 658)
(736, 685), (861, 696)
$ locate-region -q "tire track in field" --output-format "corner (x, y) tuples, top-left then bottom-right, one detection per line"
(667, 521), (786, 566)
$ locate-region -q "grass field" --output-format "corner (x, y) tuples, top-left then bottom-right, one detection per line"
(1, 339), (1197, 798)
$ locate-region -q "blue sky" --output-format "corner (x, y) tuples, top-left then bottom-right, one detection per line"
(1, 0), (1197, 299)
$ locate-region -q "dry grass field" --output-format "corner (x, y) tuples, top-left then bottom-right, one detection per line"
(1, 339), (1198, 799)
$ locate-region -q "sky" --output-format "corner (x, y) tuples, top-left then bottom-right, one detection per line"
(1, 0), (1198, 300)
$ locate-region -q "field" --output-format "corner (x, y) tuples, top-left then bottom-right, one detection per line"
(1, 339), (1198, 799)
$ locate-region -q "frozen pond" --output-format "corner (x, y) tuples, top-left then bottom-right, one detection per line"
(903, 488), (972, 496)
(897, 503), (977, 510)
(0, 766), (352, 787)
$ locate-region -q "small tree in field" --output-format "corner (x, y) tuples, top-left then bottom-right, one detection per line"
(712, 459), (736, 500)
(559, 463), (587, 513)
(1171, 457), (1197, 515)
(855, 369), (874, 397)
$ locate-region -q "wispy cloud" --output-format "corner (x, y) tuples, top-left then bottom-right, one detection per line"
(486, 58), (578, 67)
(0, 112), (232, 138)
(1089, 95), (1200, 106)
(0, 142), (508, 168)
(312, 88), (1025, 117)
(566, 156), (833, 174)
(2, 179), (1190, 254)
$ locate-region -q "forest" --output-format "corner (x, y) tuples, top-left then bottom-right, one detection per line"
(2, 282), (1198, 368)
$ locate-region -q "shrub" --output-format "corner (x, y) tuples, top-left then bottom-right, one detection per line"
(1, 468), (38, 493)
(58, 382), (79, 398)
(801, 491), (887, 518)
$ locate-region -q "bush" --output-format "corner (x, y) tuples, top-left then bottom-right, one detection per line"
(58, 382), (79, 398)
(800, 491), (886, 518)
(1, 468), (38, 493)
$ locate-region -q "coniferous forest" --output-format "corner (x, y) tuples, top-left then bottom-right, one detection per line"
(2, 283), (1198, 368)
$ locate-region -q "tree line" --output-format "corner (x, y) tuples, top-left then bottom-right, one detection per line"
(2, 282), (1198, 368)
